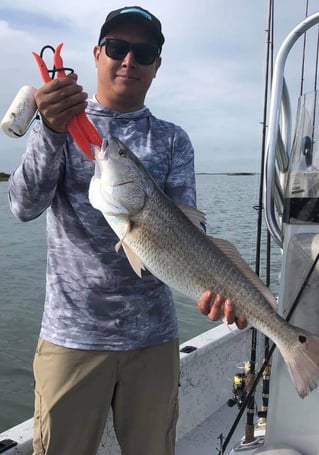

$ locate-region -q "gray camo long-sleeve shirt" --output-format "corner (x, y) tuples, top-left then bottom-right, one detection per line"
(8, 100), (196, 350)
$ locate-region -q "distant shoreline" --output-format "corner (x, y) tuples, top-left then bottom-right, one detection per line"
(196, 172), (256, 176)
(0, 172), (10, 182)
(0, 171), (256, 181)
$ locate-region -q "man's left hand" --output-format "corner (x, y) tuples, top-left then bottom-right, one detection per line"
(197, 290), (247, 329)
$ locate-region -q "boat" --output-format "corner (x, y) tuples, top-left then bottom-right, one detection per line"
(1, 4), (319, 455)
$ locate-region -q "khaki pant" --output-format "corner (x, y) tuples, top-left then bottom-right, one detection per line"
(32, 337), (179, 455)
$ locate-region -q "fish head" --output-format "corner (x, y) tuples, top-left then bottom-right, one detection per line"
(90, 137), (153, 218)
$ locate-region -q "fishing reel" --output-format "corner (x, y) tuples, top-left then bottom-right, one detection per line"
(227, 361), (251, 408)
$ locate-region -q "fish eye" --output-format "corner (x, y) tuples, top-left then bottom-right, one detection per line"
(119, 149), (126, 157)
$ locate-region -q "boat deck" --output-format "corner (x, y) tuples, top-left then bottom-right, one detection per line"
(0, 405), (250, 455)
(176, 403), (247, 454)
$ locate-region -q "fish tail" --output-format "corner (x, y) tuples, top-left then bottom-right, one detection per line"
(280, 328), (319, 399)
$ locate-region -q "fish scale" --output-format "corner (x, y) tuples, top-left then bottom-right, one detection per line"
(131, 191), (271, 318)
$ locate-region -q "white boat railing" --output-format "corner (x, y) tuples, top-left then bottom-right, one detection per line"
(264, 11), (319, 247)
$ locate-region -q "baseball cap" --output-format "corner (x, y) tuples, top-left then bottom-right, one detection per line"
(98, 6), (165, 49)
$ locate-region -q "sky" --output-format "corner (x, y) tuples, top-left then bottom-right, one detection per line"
(0, 0), (319, 173)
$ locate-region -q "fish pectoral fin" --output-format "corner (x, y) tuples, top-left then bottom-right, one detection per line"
(208, 236), (277, 311)
(113, 220), (145, 277)
(115, 221), (132, 252)
(122, 243), (146, 278)
(176, 202), (207, 230)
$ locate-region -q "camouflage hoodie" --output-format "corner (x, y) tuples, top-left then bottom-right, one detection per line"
(8, 100), (196, 350)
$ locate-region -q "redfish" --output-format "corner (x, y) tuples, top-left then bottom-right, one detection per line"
(89, 137), (319, 398)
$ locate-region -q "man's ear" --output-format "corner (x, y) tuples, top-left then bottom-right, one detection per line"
(154, 56), (162, 78)
(93, 45), (102, 66)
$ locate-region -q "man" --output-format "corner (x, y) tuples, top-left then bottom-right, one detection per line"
(9, 6), (246, 455)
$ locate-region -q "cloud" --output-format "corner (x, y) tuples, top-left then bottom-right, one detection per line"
(0, 7), (72, 32)
(0, 0), (319, 173)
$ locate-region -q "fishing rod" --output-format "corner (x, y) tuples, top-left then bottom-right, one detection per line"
(258, 0), (275, 432)
(218, 250), (319, 454)
(310, 23), (319, 151)
(301, 0), (319, 167)
(242, 0), (274, 444)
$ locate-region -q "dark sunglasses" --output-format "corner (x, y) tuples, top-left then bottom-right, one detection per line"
(99, 38), (160, 65)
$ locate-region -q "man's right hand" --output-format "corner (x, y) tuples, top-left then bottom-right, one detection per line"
(34, 73), (88, 133)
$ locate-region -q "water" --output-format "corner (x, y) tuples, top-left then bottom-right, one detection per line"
(0, 175), (281, 432)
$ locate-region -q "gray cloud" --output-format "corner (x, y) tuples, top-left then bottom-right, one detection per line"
(0, 7), (72, 32)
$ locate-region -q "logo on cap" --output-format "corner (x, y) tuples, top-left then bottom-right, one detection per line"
(120, 7), (152, 21)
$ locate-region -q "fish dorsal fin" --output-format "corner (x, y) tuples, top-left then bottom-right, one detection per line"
(176, 202), (206, 230)
(122, 242), (146, 278)
(208, 236), (277, 310)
